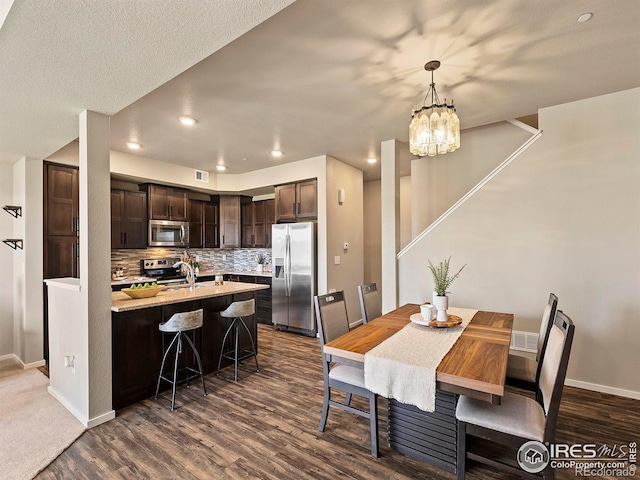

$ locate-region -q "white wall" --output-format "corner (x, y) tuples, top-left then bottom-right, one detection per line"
(0, 164), (14, 356)
(411, 121), (531, 236)
(12, 157), (44, 366)
(325, 157), (364, 322)
(398, 88), (640, 397)
(363, 181), (381, 290)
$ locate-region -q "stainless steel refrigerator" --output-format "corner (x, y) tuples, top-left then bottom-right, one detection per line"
(272, 222), (316, 336)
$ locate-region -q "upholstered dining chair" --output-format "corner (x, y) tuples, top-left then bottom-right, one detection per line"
(357, 283), (382, 324)
(314, 291), (380, 457)
(456, 310), (575, 479)
(506, 293), (558, 391)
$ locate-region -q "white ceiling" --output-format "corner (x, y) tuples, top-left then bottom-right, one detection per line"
(2, 0), (639, 183)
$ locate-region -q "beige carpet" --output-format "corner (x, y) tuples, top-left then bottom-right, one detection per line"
(0, 359), (85, 480)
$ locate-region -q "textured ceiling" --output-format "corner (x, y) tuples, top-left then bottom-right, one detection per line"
(1, 0), (639, 184)
(0, 0), (295, 164)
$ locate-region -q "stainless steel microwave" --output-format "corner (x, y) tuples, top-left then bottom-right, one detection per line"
(148, 220), (189, 247)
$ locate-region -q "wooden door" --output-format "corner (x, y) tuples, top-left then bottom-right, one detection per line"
(265, 199), (275, 247)
(169, 189), (188, 221)
(46, 164), (78, 236)
(148, 185), (170, 220)
(45, 237), (79, 278)
(219, 196), (240, 248)
(111, 190), (125, 249)
(296, 179), (317, 219)
(123, 191), (147, 248)
(275, 183), (296, 222)
(241, 202), (254, 247)
(189, 200), (204, 248)
(253, 200), (266, 247)
(204, 202), (219, 248)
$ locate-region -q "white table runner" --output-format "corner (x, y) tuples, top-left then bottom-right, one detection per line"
(364, 307), (478, 412)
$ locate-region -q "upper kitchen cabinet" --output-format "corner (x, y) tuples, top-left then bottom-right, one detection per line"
(44, 162), (79, 279)
(147, 184), (188, 221)
(275, 179), (317, 222)
(111, 190), (147, 249)
(242, 199), (275, 248)
(242, 200), (266, 248)
(204, 202), (220, 248)
(46, 163), (79, 236)
(188, 199), (204, 248)
(219, 196), (241, 248)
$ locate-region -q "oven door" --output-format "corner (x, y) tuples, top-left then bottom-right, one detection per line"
(148, 220), (190, 247)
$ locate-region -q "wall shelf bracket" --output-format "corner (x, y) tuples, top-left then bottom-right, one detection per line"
(3, 205), (22, 218)
(3, 239), (23, 250)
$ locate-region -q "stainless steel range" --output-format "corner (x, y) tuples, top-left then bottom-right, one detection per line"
(140, 257), (186, 285)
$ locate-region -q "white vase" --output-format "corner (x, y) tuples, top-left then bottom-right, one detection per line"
(432, 293), (449, 322)
(257, 264), (264, 272)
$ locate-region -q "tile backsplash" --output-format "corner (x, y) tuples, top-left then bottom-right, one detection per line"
(112, 247), (272, 276)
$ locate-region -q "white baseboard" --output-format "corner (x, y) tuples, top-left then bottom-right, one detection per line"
(565, 378), (640, 401)
(21, 359), (46, 369)
(47, 386), (116, 428)
(0, 354), (44, 369)
(47, 386), (88, 427)
(87, 410), (115, 429)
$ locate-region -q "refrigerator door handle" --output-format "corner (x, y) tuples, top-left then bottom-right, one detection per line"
(284, 234), (291, 296)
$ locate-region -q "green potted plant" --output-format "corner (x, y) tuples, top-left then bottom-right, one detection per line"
(428, 257), (466, 321)
(255, 253), (266, 272)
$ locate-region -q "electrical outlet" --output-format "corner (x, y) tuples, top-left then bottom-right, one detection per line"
(343, 242), (349, 250)
(64, 355), (76, 373)
(222, 254), (227, 261)
(334, 256), (340, 265)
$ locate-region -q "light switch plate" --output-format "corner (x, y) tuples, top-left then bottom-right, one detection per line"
(334, 256), (341, 265)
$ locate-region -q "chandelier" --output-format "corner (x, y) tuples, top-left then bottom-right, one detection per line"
(409, 60), (460, 156)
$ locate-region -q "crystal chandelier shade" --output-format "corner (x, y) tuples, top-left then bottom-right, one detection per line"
(409, 60), (460, 157)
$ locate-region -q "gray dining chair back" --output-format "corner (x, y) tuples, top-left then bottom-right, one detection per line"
(316, 291), (350, 345)
(357, 283), (381, 324)
(505, 293), (558, 391)
(314, 291), (379, 457)
(455, 310), (575, 479)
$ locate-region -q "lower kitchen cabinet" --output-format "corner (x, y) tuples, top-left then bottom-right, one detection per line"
(225, 274), (272, 325)
(111, 293), (258, 410)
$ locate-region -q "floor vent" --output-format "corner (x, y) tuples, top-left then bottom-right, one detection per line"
(511, 330), (539, 353)
(194, 169), (209, 183)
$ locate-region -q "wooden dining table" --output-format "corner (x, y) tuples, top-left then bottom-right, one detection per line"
(323, 303), (514, 473)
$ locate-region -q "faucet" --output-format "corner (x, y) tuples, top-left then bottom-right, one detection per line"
(173, 261), (195, 291)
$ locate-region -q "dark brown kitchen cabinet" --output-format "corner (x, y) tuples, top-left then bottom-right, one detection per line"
(45, 236), (79, 278)
(46, 163), (79, 236)
(204, 202), (219, 248)
(242, 200), (272, 248)
(275, 179), (317, 222)
(148, 184), (188, 221)
(44, 162), (79, 279)
(219, 196), (241, 248)
(188, 200), (204, 248)
(265, 199), (275, 248)
(111, 190), (147, 249)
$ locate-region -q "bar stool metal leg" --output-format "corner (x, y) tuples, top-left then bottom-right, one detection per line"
(155, 332), (180, 401)
(183, 333), (207, 397)
(171, 333), (181, 411)
(238, 317), (259, 372)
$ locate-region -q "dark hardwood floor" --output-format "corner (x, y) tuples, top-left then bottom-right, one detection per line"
(39, 325), (640, 479)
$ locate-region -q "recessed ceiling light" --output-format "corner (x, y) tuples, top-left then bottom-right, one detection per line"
(178, 116), (197, 126)
(216, 165), (227, 171)
(271, 150), (283, 158)
(126, 142), (141, 150)
(367, 158), (377, 164)
(577, 12), (593, 23)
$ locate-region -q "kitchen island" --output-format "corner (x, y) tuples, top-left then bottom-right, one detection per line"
(112, 281), (269, 410)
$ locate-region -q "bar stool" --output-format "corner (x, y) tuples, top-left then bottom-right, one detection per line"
(155, 309), (207, 411)
(217, 299), (259, 381)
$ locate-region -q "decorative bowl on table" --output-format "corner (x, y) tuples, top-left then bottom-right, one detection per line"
(121, 285), (165, 299)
